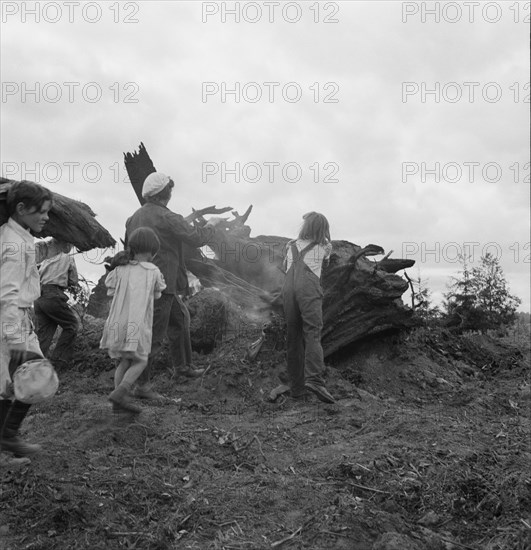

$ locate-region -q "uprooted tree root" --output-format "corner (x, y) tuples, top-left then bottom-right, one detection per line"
(1, 327), (529, 550)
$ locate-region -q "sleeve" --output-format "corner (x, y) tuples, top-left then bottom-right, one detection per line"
(0, 245), (22, 344)
(68, 258), (79, 287)
(153, 269), (166, 300)
(165, 211), (215, 248)
(104, 269), (117, 297)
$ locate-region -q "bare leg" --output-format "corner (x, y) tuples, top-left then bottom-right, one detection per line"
(109, 356), (147, 414)
(114, 358), (131, 388)
(120, 357), (148, 388)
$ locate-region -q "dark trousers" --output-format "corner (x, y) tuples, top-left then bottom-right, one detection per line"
(282, 263), (326, 395)
(137, 293), (192, 386)
(34, 285), (78, 362)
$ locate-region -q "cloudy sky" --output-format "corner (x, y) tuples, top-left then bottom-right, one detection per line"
(1, 1), (529, 310)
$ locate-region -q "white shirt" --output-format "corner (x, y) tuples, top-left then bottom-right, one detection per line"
(285, 239), (332, 278)
(39, 252), (78, 288)
(1, 218), (63, 397)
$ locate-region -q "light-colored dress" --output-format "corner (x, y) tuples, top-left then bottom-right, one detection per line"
(99, 261), (166, 360)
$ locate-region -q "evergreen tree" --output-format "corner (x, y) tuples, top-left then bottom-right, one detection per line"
(444, 253), (521, 331)
(471, 253), (521, 330)
(443, 255), (481, 330)
(411, 271), (440, 322)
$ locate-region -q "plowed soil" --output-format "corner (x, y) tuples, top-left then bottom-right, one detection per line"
(1, 320), (529, 550)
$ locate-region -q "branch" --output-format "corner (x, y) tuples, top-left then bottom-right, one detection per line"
(348, 244), (385, 265)
(271, 526), (302, 548)
(184, 205), (233, 223)
(403, 270), (415, 309)
(231, 204), (253, 225)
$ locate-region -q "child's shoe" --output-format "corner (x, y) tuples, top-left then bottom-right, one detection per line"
(109, 386), (141, 414)
(305, 382), (336, 404)
(290, 389), (309, 400)
(0, 437), (42, 456)
(268, 384), (290, 402)
(0, 400), (42, 456)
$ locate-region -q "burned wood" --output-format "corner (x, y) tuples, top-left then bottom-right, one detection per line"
(348, 244), (385, 264)
(185, 205), (233, 223)
(92, 143), (416, 358)
(123, 141), (156, 205)
(377, 258), (415, 274)
(0, 179), (115, 252)
(404, 270), (416, 309)
(230, 204), (253, 226)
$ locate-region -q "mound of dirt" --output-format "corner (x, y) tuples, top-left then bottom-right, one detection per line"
(1, 325), (529, 550)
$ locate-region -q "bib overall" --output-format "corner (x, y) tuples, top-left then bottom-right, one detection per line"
(281, 242), (326, 397)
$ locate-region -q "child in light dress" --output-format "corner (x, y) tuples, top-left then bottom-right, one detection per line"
(100, 227), (166, 413)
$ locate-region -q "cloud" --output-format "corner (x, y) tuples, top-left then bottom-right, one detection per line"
(1, 1), (529, 310)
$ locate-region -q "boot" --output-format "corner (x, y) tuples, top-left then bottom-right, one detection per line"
(0, 400), (43, 456)
(304, 382), (336, 404)
(109, 385), (141, 414)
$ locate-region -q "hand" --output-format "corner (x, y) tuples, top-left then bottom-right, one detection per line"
(196, 215), (207, 227)
(57, 240), (73, 253)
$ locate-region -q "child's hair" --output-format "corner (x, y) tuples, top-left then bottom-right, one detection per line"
(298, 212), (330, 245)
(127, 227), (160, 259)
(6, 180), (53, 216)
(109, 227), (160, 269)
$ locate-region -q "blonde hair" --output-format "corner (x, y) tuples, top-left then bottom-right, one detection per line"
(298, 212), (330, 245)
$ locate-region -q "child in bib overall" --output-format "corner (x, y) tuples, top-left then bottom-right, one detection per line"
(100, 227), (166, 413)
(281, 212), (335, 404)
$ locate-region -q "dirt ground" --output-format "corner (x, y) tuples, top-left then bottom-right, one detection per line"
(0, 319), (529, 550)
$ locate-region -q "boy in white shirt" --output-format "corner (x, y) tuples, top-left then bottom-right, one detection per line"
(34, 243), (79, 365)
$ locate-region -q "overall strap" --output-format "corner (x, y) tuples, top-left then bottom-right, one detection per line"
(296, 242), (317, 261)
(288, 242), (316, 269)
(283, 241), (316, 273)
(290, 243), (300, 262)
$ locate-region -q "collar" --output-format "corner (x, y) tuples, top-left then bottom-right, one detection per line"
(7, 217), (34, 244)
(144, 201), (168, 210)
